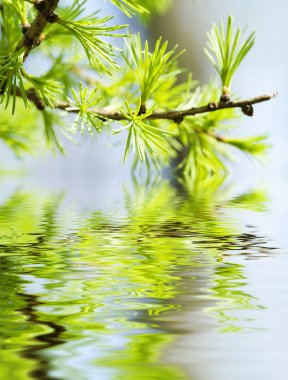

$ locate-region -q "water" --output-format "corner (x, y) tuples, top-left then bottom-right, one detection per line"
(0, 174), (286, 380)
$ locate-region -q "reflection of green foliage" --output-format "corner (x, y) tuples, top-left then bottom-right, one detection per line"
(96, 334), (188, 380)
(0, 178), (271, 379)
(207, 262), (266, 333)
(0, 191), (66, 379)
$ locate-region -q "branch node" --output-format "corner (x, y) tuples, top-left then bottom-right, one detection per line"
(208, 102), (218, 110)
(22, 24), (31, 34)
(23, 36), (34, 49)
(220, 94), (231, 103)
(34, 1), (45, 12)
(46, 13), (59, 23)
(174, 116), (184, 124)
(139, 104), (146, 115)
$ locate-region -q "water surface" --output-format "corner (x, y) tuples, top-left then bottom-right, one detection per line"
(0, 175), (286, 380)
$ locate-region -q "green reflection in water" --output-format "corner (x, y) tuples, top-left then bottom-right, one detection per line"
(0, 176), (272, 380)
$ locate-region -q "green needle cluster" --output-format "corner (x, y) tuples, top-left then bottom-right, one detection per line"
(205, 16), (255, 100)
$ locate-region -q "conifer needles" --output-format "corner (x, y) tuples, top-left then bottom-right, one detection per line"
(205, 16), (255, 100)
(0, 0), (276, 178)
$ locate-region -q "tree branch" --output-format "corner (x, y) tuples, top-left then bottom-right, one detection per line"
(10, 2), (277, 125)
(14, 82), (277, 123)
(16, 0), (60, 59)
(54, 92), (277, 122)
(16, 87), (45, 110)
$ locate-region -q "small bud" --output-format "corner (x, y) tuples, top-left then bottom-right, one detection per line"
(139, 105), (146, 115)
(241, 104), (254, 117)
(220, 94), (231, 103)
(22, 24), (30, 34)
(174, 116), (184, 124)
(220, 86), (231, 103)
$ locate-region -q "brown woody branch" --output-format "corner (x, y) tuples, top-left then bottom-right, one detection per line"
(16, 0), (60, 59)
(14, 82), (277, 122)
(16, 87), (45, 110)
(13, 86), (277, 144)
(54, 92), (277, 122)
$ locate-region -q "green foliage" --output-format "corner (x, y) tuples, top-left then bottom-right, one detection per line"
(0, 3), (23, 50)
(0, 49), (28, 114)
(113, 100), (174, 161)
(176, 133), (228, 179)
(2, 0), (31, 26)
(0, 0), (270, 178)
(42, 110), (66, 153)
(67, 83), (104, 134)
(110, 0), (147, 17)
(56, 3), (128, 74)
(39, 54), (80, 96)
(24, 73), (63, 107)
(122, 34), (182, 105)
(224, 135), (269, 156)
(139, 0), (173, 22)
(205, 16), (255, 97)
(110, 0), (172, 21)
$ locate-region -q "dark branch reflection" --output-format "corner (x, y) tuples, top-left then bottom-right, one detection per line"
(17, 293), (65, 380)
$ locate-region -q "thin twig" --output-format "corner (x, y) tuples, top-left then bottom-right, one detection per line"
(55, 92), (277, 122)
(14, 87), (275, 147)
(16, 87), (45, 110)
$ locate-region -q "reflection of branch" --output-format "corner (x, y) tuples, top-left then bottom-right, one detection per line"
(17, 293), (65, 380)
